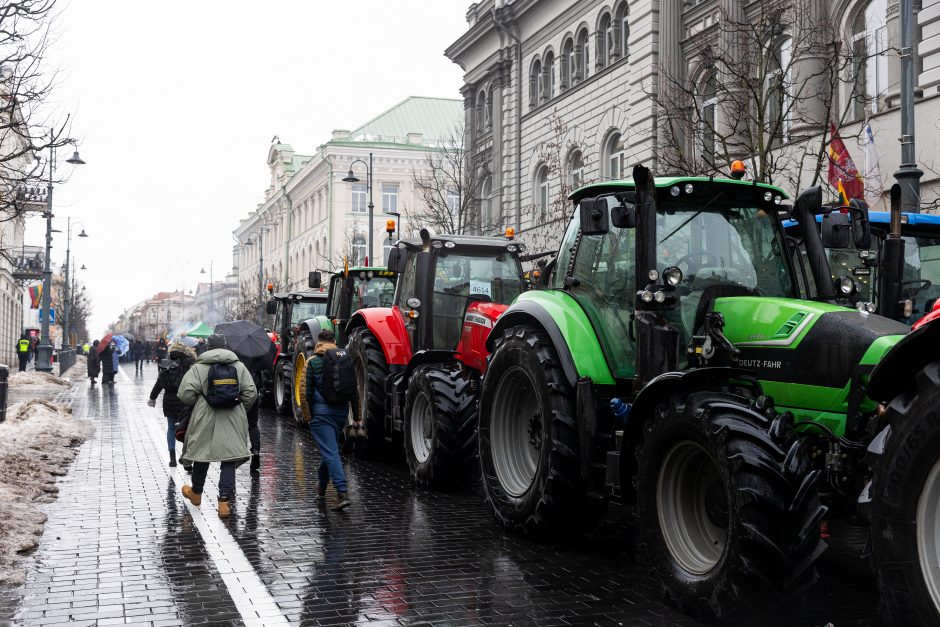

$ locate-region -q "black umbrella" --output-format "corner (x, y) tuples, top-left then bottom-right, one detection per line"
(213, 320), (277, 372)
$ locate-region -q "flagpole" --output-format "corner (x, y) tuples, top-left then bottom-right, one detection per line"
(894, 0), (923, 213)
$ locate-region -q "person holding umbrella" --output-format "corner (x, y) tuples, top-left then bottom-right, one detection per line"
(100, 335), (116, 385)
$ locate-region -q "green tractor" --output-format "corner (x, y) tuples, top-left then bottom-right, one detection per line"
(477, 165), (940, 622)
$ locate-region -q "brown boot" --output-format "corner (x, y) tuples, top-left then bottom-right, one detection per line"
(218, 498), (230, 519)
(181, 485), (201, 506)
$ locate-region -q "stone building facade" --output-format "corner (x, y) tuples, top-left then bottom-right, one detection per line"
(446, 0), (940, 251)
(233, 97), (463, 293)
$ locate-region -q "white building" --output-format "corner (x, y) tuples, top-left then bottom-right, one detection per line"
(233, 96), (463, 293)
(446, 0), (940, 250)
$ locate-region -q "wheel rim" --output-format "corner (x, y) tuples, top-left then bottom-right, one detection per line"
(656, 441), (728, 575)
(274, 371), (285, 406)
(917, 455), (940, 614)
(409, 390), (432, 464)
(293, 353), (307, 407)
(489, 366), (541, 498)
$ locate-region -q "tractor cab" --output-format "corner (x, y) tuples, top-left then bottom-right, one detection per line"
(266, 290), (328, 353)
(308, 266), (396, 345)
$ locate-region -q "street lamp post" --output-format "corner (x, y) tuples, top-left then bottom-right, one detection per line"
(199, 260), (214, 319)
(62, 218), (88, 349)
(244, 227), (266, 325)
(894, 0), (923, 214)
(36, 132), (85, 372)
(343, 153), (377, 267)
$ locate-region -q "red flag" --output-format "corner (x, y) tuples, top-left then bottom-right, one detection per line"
(28, 284), (42, 308)
(828, 122), (864, 201)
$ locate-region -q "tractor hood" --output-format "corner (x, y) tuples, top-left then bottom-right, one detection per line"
(713, 297), (908, 422)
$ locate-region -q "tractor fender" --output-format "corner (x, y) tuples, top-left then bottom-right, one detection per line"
(624, 367), (760, 450)
(868, 320), (940, 402)
(297, 315), (332, 342)
(487, 302), (579, 387)
(403, 349), (456, 383)
(346, 307), (413, 367)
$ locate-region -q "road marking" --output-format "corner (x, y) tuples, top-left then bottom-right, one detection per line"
(132, 369), (288, 625)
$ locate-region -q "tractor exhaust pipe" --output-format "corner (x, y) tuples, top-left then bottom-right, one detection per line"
(791, 186), (837, 301)
(879, 184), (906, 319)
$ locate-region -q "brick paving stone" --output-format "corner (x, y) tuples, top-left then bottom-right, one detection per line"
(0, 362), (882, 626)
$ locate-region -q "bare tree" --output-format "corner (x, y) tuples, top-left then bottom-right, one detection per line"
(219, 279), (285, 325)
(651, 1), (866, 194)
(408, 122), (496, 235)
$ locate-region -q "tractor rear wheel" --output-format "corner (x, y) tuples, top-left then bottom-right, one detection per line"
(347, 327), (388, 458)
(291, 332), (316, 426)
(635, 391), (827, 619)
(478, 324), (603, 535)
(870, 360), (940, 626)
(274, 361), (291, 415)
(404, 364), (477, 489)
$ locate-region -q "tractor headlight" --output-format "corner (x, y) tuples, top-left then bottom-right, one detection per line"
(764, 191), (773, 202)
(663, 266), (683, 287)
(432, 241), (444, 249)
(507, 244), (518, 253)
(648, 269), (659, 282)
(856, 301), (876, 314)
(406, 297), (421, 308)
(639, 290), (654, 303)
(684, 184), (694, 194)
(444, 241), (456, 249)
(367, 271), (374, 279)
(359, 271), (366, 280)
(518, 243), (527, 252)
(670, 186), (681, 197)
(837, 275), (856, 296)
(653, 290), (666, 303)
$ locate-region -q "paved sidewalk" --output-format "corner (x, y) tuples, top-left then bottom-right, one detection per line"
(0, 362), (878, 626)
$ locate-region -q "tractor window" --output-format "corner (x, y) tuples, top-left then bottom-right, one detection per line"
(350, 274), (396, 309)
(432, 252), (524, 349)
(327, 275), (343, 318)
(567, 195), (637, 378)
(901, 235), (940, 323)
(394, 252), (418, 308)
(552, 214), (580, 289)
(290, 300), (327, 326)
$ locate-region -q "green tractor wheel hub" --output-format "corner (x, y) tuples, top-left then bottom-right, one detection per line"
(490, 365), (541, 498)
(918, 456), (940, 613)
(657, 441), (727, 575)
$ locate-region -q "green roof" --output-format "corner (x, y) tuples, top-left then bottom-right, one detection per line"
(570, 177), (789, 201)
(339, 96), (463, 148)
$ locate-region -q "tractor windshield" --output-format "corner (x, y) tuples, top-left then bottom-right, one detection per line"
(290, 300), (327, 326)
(350, 275), (396, 309)
(432, 252), (524, 349)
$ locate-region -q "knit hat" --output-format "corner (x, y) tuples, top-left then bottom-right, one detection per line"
(207, 334), (226, 349)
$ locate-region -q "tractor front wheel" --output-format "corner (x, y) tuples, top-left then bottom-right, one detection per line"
(274, 360), (291, 415)
(478, 324), (602, 535)
(347, 327), (388, 458)
(636, 391), (827, 619)
(404, 364), (477, 489)
(870, 360), (940, 626)
(291, 332), (316, 426)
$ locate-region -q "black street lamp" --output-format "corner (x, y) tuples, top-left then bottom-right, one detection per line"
(62, 218), (88, 349)
(344, 154), (380, 267)
(36, 132), (85, 372)
(199, 260), (214, 319)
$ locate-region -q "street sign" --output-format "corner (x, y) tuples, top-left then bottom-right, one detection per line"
(38, 308), (55, 323)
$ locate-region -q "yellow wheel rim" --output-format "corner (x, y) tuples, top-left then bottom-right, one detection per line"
(293, 352), (307, 408)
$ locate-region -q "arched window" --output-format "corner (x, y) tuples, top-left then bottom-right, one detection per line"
(476, 90), (489, 133)
(852, 0), (888, 118)
(480, 176), (493, 230)
(530, 57), (542, 109)
(767, 38), (792, 142)
(351, 235), (366, 267)
(577, 28), (590, 82)
(605, 133), (625, 180)
(568, 150), (584, 189)
(535, 165), (550, 218)
(561, 38), (574, 90)
(615, 2), (629, 60)
(597, 13), (612, 69)
(700, 77), (719, 166)
(542, 51), (555, 103)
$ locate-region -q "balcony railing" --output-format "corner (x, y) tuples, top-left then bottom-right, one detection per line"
(13, 184), (49, 212)
(12, 244), (44, 282)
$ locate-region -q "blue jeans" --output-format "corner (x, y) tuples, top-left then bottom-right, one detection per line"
(166, 416), (176, 451)
(310, 412), (348, 493)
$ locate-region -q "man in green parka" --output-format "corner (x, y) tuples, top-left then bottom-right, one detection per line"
(178, 334), (257, 518)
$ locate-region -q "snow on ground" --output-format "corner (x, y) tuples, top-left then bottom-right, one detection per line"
(60, 355), (87, 381)
(0, 399), (93, 585)
(7, 371), (70, 387)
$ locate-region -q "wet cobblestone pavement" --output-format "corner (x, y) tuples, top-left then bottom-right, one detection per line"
(0, 363), (878, 626)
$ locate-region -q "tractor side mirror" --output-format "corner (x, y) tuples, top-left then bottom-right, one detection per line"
(386, 247), (407, 273)
(265, 300), (277, 315)
(849, 199), (872, 250)
(821, 211), (852, 248)
(611, 202), (636, 229)
(308, 271), (322, 289)
(579, 198), (609, 235)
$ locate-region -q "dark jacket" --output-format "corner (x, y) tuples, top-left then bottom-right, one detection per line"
(101, 345), (115, 374)
(195, 341), (208, 355)
(87, 348), (101, 378)
(150, 348), (197, 418)
(304, 341), (358, 420)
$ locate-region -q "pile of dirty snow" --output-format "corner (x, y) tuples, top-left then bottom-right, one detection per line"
(60, 355), (87, 381)
(7, 371), (70, 387)
(0, 399), (92, 585)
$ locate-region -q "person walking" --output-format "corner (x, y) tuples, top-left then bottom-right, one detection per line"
(87, 340), (101, 385)
(304, 329), (357, 510)
(246, 368), (262, 473)
(195, 337), (208, 356)
(100, 340), (116, 384)
(16, 334), (30, 371)
(178, 334), (257, 518)
(148, 341), (197, 467)
(156, 337), (168, 362)
(134, 339), (147, 374)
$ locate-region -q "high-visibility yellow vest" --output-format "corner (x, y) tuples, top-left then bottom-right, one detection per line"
(17, 339), (30, 353)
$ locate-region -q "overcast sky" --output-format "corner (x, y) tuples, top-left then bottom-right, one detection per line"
(28, 0), (469, 337)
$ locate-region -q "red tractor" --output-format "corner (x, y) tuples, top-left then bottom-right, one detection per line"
(345, 229), (527, 487)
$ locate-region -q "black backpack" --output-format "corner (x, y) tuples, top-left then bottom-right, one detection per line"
(317, 348), (356, 404)
(205, 362), (241, 408)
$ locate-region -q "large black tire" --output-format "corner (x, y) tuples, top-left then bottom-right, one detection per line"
(291, 332), (316, 426)
(478, 324), (605, 535)
(870, 360), (940, 626)
(635, 390), (827, 620)
(404, 364), (477, 489)
(273, 360), (291, 415)
(347, 327), (388, 458)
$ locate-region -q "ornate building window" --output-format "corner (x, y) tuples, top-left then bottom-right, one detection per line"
(530, 57), (542, 109)
(561, 37), (574, 90)
(542, 51), (555, 103)
(851, 0), (888, 118)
